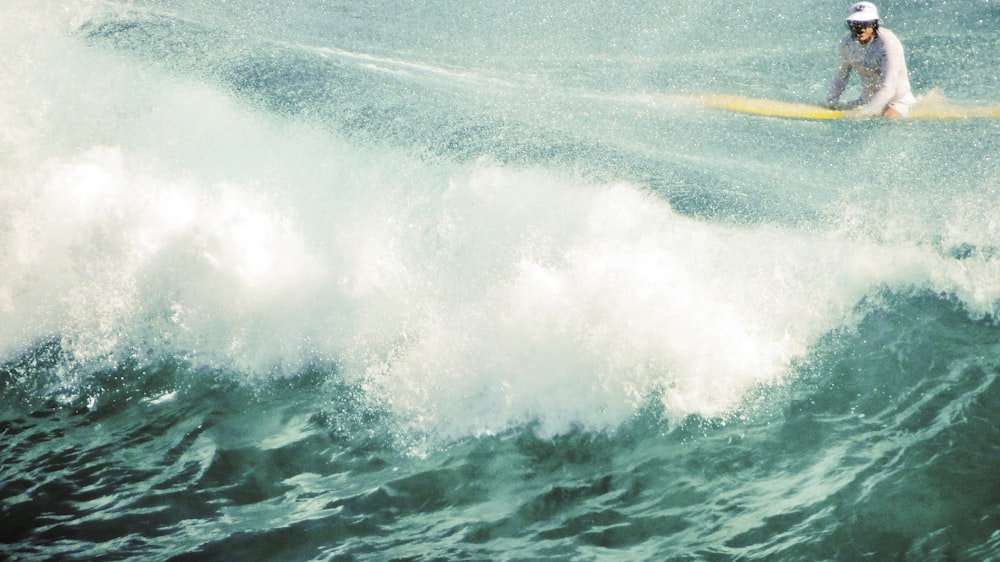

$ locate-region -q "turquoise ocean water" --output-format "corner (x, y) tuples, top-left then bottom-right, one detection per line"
(3, 1), (1000, 559)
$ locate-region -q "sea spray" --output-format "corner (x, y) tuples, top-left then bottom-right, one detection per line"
(4, 1), (1000, 560)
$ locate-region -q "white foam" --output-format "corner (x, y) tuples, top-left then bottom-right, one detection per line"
(3, 1), (999, 442)
(356, 167), (953, 439)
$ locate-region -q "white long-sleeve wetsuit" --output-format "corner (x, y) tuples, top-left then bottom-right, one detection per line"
(826, 28), (915, 116)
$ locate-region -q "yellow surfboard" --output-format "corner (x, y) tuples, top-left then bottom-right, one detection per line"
(693, 95), (843, 120)
(691, 93), (1000, 120)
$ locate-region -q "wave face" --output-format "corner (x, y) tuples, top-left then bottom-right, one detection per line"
(3, 1), (1000, 559)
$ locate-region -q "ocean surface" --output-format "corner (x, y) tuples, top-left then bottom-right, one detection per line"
(3, 1), (1000, 560)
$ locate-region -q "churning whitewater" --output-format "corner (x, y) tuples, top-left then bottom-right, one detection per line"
(2, 1), (999, 560)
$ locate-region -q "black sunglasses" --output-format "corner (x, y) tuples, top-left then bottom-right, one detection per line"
(848, 22), (874, 34)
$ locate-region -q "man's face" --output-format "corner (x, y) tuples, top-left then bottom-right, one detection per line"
(849, 22), (875, 43)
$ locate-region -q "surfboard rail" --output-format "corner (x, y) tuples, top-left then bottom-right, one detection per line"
(692, 94), (844, 120)
(689, 93), (1000, 120)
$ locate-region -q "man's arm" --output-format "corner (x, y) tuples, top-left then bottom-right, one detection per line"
(826, 40), (852, 106)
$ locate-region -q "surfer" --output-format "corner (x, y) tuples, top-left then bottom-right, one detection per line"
(826, 2), (916, 117)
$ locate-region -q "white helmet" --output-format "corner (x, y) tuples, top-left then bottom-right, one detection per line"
(846, 2), (880, 23)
